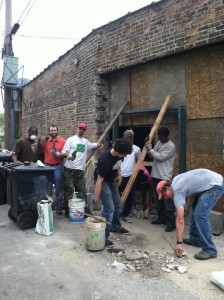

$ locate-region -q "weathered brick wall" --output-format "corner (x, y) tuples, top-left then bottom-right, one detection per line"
(22, 0), (224, 139)
(22, 34), (109, 141)
(97, 0), (224, 74)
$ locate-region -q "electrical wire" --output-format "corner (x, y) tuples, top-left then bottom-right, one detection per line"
(18, 0), (37, 27)
(16, 34), (79, 40)
(17, 0), (33, 23)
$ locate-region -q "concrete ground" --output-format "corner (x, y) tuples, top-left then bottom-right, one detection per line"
(0, 203), (224, 300)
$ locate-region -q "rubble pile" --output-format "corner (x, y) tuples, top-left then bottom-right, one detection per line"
(109, 249), (190, 278)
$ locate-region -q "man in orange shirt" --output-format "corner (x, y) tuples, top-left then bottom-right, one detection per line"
(41, 124), (66, 215)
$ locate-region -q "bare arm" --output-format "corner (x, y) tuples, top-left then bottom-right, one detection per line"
(94, 174), (104, 202)
(12, 153), (21, 164)
(175, 205), (185, 256)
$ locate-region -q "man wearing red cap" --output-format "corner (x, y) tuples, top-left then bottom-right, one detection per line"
(157, 169), (224, 260)
(61, 122), (103, 216)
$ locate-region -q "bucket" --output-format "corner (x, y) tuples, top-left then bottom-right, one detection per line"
(86, 217), (106, 251)
(68, 200), (85, 223)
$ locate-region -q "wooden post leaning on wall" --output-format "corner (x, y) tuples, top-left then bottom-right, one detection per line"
(86, 100), (129, 171)
(121, 95), (171, 205)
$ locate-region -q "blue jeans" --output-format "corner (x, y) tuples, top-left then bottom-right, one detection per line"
(100, 181), (122, 240)
(189, 180), (224, 256)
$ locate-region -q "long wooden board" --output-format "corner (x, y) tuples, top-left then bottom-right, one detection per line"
(121, 95), (171, 204)
(86, 100), (129, 170)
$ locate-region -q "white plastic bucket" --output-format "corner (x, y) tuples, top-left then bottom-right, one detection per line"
(69, 198), (84, 207)
(86, 217), (106, 251)
(68, 201), (85, 223)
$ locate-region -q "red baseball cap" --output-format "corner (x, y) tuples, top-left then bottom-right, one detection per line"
(77, 122), (88, 130)
(156, 180), (168, 200)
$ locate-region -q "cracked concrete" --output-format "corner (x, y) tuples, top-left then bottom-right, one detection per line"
(1, 204), (224, 300)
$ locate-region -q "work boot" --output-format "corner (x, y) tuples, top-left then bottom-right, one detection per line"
(194, 251), (217, 260)
(165, 224), (176, 232)
(183, 238), (201, 247)
(105, 239), (114, 247)
(151, 219), (166, 225)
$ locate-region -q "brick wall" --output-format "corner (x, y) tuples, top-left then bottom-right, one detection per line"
(22, 0), (224, 139)
(21, 0), (224, 210)
(97, 0), (224, 73)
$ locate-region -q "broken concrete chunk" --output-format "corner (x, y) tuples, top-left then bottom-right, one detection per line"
(162, 267), (171, 273)
(126, 264), (135, 272)
(177, 266), (187, 274)
(125, 250), (145, 261)
(166, 264), (175, 270)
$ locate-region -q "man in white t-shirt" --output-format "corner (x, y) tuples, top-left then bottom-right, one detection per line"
(119, 130), (141, 222)
(61, 123), (103, 216)
(156, 169), (224, 260)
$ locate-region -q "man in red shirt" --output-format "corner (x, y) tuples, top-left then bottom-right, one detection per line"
(41, 125), (66, 214)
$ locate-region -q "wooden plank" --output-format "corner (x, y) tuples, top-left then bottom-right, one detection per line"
(86, 100), (129, 170)
(143, 161), (153, 167)
(121, 95), (171, 204)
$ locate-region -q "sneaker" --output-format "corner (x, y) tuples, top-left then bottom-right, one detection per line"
(183, 238), (201, 248)
(122, 217), (132, 223)
(165, 224), (176, 232)
(151, 219), (166, 225)
(194, 251), (217, 260)
(105, 239), (114, 247)
(111, 227), (130, 235)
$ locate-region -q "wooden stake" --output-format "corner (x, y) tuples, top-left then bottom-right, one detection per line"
(121, 95), (171, 204)
(86, 100), (129, 170)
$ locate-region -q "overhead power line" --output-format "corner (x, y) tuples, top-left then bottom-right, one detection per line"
(16, 34), (79, 40)
(18, 0), (37, 27)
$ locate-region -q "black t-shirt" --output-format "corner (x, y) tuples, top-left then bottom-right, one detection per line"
(94, 150), (122, 182)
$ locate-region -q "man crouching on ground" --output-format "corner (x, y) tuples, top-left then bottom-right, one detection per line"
(156, 168), (224, 260)
(93, 138), (132, 247)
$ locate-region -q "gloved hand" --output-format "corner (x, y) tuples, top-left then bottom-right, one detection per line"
(112, 175), (122, 188)
(145, 142), (152, 151)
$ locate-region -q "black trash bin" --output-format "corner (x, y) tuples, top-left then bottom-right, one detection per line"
(0, 153), (13, 205)
(7, 163), (55, 230)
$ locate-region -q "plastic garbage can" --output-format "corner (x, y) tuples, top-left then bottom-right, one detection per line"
(0, 153), (13, 205)
(7, 163), (55, 230)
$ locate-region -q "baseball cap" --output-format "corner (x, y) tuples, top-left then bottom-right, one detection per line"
(77, 122), (88, 130)
(156, 180), (168, 200)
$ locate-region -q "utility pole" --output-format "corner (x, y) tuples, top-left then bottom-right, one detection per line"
(4, 0), (13, 149)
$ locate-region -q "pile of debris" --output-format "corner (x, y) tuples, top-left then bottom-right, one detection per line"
(108, 249), (190, 278)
